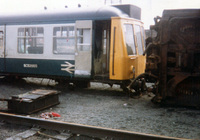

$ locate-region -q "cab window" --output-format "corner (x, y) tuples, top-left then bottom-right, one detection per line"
(141, 27), (146, 48)
(123, 24), (136, 55)
(134, 25), (144, 55)
(18, 27), (44, 54)
(53, 26), (75, 54)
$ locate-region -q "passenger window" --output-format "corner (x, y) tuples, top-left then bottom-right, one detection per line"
(37, 28), (44, 36)
(77, 28), (91, 51)
(62, 27), (68, 36)
(0, 31), (3, 48)
(69, 27), (75, 36)
(53, 27), (61, 36)
(18, 27), (44, 54)
(134, 25), (144, 55)
(123, 24), (136, 55)
(53, 26), (75, 54)
(18, 28), (24, 36)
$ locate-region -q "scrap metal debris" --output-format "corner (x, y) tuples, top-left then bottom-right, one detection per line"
(0, 89), (60, 114)
(40, 112), (61, 119)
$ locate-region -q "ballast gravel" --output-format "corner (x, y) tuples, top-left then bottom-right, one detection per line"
(0, 77), (200, 139)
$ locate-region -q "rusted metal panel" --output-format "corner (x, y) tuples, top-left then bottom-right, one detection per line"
(146, 9), (200, 107)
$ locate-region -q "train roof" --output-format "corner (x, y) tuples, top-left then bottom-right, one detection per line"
(0, 6), (131, 25)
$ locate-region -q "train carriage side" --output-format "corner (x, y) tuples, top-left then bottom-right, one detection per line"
(0, 23), (76, 78)
(0, 5), (146, 89)
(0, 7), (122, 84)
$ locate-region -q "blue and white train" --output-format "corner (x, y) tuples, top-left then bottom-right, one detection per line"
(0, 5), (146, 89)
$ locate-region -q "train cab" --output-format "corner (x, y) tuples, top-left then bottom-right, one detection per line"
(109, 17), (146, 81)
(93, 16), (146, 88)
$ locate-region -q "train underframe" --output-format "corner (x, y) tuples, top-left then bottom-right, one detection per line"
(144, 9), (200, 107)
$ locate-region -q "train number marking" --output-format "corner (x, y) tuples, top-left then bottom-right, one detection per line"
(24, 64), (38, 68)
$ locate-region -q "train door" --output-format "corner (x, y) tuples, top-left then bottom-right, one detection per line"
(94, 21), (110, 77)
(75, 20), (93, 78)
(109, 18), (146, 80)
(0, 26), (5, 72)
(133, 24), (146, 77)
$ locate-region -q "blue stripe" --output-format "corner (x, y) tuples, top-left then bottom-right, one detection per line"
(1, 58), (75, 77)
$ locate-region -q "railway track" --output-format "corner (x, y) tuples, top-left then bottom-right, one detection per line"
(0, 112), (187, 140)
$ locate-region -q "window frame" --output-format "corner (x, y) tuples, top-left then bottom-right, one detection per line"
(134, 24), (145, 55)
(53, 25), (75, 55)
(0, 31), (3, 48)
(76, 28), (91, 52)
(123, 24), (137, 56)
(17, 27), (44, 54)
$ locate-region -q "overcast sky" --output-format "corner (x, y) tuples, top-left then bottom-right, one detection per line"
(0, 0), (199, 29)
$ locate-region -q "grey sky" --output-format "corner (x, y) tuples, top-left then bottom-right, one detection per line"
(0, 0), (199, 29)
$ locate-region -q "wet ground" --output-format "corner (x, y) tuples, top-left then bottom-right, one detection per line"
(0, 77), (200, 139)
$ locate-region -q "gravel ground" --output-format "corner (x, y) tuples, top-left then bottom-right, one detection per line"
(0, 77), (200, 139)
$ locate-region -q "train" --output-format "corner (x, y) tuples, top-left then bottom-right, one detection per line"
(145, 9), (200, 107)
(1, 3), (200, 107)
(0, 5), (146, 93)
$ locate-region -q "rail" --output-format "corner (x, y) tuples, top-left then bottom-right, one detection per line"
(0, 112), (188, 140)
